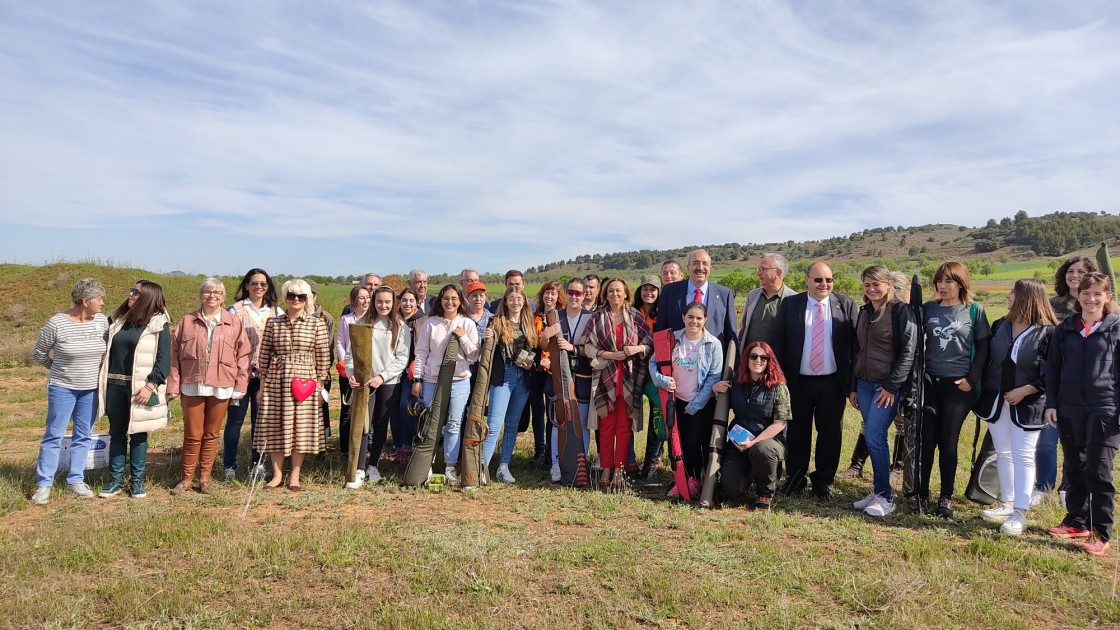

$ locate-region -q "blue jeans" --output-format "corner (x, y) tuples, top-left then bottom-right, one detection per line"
(222, 377), (261, 470)
(1035, 424), (1060, 491)
(422, 379), (470, 466)
(552, 402), (592, 466)
(484, 365), (531, 466)
(857, 379), (898, 500)
(36, 385), (98, 486)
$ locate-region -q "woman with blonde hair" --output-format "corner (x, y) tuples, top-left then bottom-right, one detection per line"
(975, 278), (1057, 535)
(848, 265), (917, 518)
(484, 286), (542, 483)
(168, 278), (251, 495)
(253, 279), (332, 491)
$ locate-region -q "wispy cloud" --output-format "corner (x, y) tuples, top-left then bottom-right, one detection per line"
(1, 0), (1118, 275)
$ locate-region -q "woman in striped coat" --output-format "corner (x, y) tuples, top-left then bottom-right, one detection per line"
(253, 279), (332, 491)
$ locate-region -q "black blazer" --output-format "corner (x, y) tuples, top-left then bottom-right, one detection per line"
(771, 292), (857, 395)
(654, 279), (737, 351)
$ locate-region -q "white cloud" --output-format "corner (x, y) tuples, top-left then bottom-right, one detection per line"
(1, 1), (1118, 274)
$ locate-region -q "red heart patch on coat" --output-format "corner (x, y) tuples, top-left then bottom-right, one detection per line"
(291, 377), (316, 402)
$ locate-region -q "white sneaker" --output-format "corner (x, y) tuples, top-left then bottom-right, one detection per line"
(67, 482), (94, 498)
(366, 466), (381, 484)
(224, 467), (237, 481)
(250, 462), (267, 480)
(853, 493), (876, 510)
(444, 466), (461, 485)
(1029, 490), (1044, 507)
(344, 469), (365, 489)
(496, 465), (516, 483)
(864, 496), (896, 517)
(550, 463), (562, 483)
(1000, 510), (1027, 535)
(30, 486), (50, 504)
(981, 502), (1014, 523)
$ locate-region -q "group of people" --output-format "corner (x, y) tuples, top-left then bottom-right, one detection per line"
(28, 252), (1119, 557)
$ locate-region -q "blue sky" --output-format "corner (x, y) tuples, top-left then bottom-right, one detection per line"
(1, 1), (1118, 276)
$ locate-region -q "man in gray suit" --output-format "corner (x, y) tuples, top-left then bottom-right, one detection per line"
(738, 252), (798, 349)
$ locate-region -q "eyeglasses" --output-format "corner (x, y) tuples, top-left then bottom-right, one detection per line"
(811, 277), (834, 284)
(286, 293), (308, 301)
(567, 290), (584, 297)
(248, 281), (269, 287)
(748, 353), (769, 362)
(128, 288), (140, 296)
(202, 290), (224, 297)
(757, 267), (779, 273)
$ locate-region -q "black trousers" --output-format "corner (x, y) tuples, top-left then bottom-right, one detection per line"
(918, 375), (974, 500)
(1059, 407), (1120, 542)
(721, 438), (786, 500)
(677, 398), (715, 480)
(337, 375), (353, 454)
(353, 383), (401, 470)
(786, 374), (846, 490)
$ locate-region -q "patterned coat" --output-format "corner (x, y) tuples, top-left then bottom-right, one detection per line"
(253, 313), (331, 456)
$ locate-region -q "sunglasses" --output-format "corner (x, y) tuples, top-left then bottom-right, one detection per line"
(748, 353), (769, 362)
(248, 280), (269, 287)
(566, 290), (584, 297)
(286, 293), (308, 301)
(128, 288), (140, 296)
(811, 277), (834, 284)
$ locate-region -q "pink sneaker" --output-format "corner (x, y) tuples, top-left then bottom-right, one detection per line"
(687, 477), (701, 497)
(667, 483), (680, 498)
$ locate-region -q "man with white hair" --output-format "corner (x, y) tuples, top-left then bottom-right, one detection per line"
(409, 269), (437, 315)
(738, 253), (797, 349)
(654, 249), (737, 351)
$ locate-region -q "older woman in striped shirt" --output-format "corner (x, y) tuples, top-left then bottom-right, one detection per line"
(30, 279), (109, 504)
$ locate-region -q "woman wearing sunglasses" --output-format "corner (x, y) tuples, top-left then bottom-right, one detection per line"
(253, 279), (332, 491)
(222, 268), (283, 480)
(97, 280), (172, 499)
(714, 341), (790, 510)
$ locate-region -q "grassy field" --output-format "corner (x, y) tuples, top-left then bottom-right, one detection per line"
(2, 360), (1120, 628)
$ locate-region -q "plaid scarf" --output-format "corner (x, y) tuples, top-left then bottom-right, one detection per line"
(587, 307), (650, 427)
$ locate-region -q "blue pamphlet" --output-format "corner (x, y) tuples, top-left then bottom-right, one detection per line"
(728, 425), (754, 444)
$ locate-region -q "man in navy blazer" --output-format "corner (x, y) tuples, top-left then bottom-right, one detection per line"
(655, 249), (737, 351)
(771, 261), (857, 500)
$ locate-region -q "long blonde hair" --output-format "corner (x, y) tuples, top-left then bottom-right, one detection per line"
(860, 265), (896, 312)
(492, 286), (538, 347)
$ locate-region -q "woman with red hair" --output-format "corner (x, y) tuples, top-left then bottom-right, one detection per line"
(713, 341), (790, 510)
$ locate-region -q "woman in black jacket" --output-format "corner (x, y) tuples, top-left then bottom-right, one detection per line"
(975, 279), (1056, 535)
(1044, 272), (1120, 556)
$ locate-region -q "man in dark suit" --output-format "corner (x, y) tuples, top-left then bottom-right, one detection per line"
(655, 249), (737, 351)
(487, 269), (537, 313)
(408, 269), (439, 315)
(771, 261), (857, 500)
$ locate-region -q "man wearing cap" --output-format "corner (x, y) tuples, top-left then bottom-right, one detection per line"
(738, 253), (797, 349)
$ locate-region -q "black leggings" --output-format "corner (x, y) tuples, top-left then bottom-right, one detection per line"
(919, 375), (974, 500)
(355, 383), (401, 470)
(676, 398), (715, 480)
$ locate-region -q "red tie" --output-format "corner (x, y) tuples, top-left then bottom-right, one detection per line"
(810, 301), (826, 373)
(693, 287), (702, 304)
